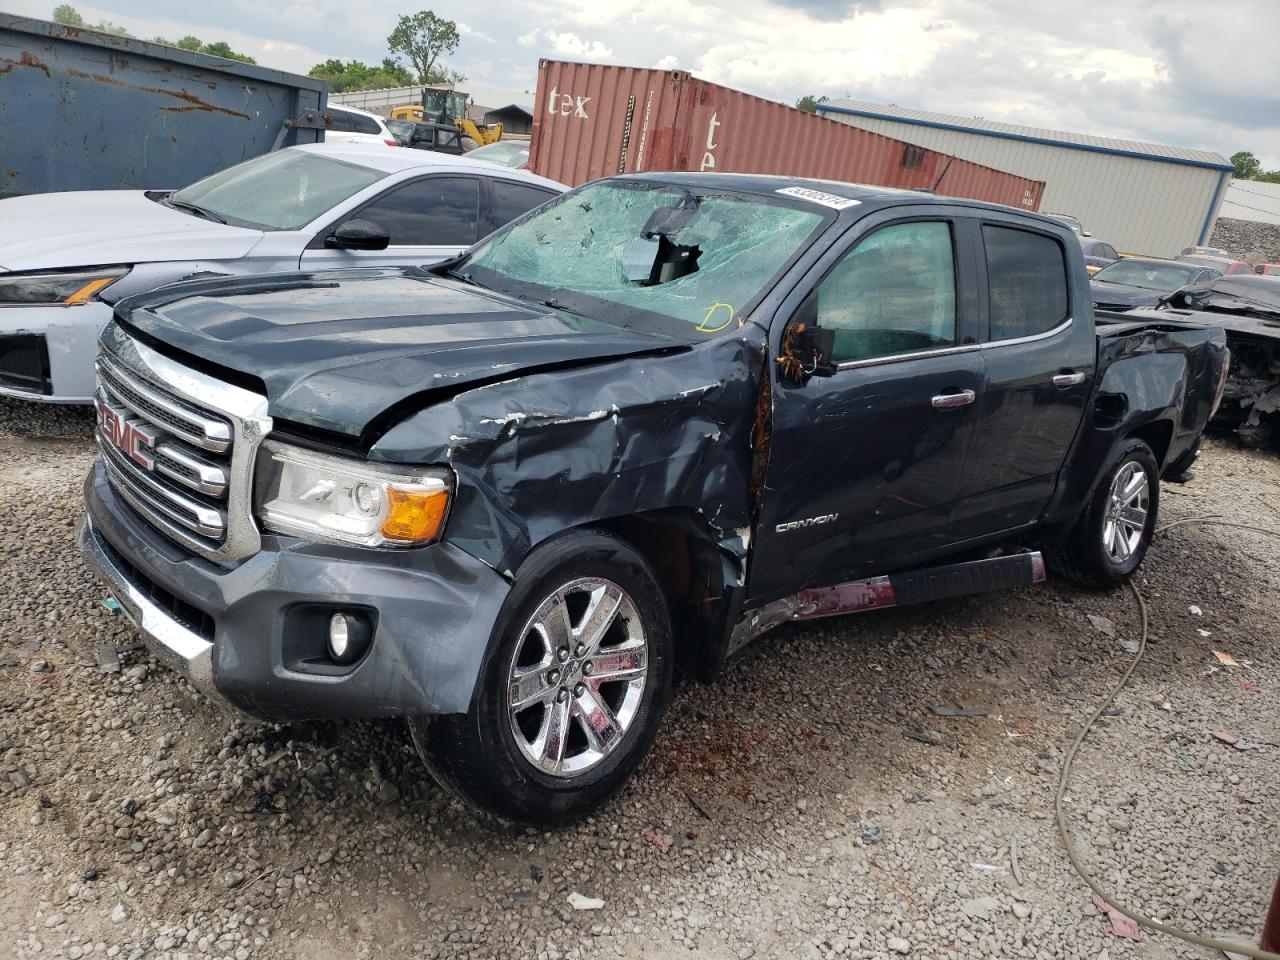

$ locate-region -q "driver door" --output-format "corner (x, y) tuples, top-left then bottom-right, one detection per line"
(750, 211), (986, 602)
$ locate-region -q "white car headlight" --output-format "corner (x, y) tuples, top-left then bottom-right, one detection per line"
(255, 440), (451, 547)
(0, 266), (130, 305)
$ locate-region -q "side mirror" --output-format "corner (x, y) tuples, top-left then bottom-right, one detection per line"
(325, 219), (390, 251)
(777, 307), (836, 384)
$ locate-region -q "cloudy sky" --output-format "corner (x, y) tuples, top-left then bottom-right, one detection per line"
(10, 0), (1279, 166)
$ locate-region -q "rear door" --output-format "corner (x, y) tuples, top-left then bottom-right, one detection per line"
(950, 219), (1094, 539)
(299, 175), (481, 270)
(480, 179), (560, 238)
(750, 208), (986, 601)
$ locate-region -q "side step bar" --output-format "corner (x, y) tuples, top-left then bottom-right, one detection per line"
(729, 552), (1046, 654)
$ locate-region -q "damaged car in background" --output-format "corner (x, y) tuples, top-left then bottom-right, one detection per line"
(1162, 275), (1280, 447)
(80, 174), (1229, 824)
(0, 144), (563, 402)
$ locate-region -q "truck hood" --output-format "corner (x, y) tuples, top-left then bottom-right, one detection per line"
(1089, 279), (1163, 311)
(119, 267), (689, 439)
(0, 191), (262, 272)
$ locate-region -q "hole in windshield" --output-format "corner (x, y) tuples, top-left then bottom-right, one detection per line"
(459, 181), (829, 338)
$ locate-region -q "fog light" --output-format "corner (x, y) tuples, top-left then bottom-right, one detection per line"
(327, 612), (371, 665)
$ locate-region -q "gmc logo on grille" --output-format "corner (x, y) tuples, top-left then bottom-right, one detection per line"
(96, 398), (158, 471)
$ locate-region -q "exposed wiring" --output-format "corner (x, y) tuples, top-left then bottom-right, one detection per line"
(1056, 516), (1280, 960)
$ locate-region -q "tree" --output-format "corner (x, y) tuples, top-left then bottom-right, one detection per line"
(387, 11), (460, 85)
(308, 58), (415, 93)
(52, 4), (82, 26)
(796, 94), (829, 114)
(51, 4), (131, 36)
(1231, 151), (1261, 180)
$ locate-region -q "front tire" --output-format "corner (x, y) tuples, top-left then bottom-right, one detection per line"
(1046, 439), (1159, 589)
(410, 529), (673, 824)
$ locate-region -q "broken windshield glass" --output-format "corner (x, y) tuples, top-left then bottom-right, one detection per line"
(462, 181), (828, 336)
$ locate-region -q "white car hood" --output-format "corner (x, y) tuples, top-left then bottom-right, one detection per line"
(0, 190), (264, 272)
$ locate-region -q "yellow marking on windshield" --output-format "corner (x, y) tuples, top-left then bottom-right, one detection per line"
(698, 302), (736, 333)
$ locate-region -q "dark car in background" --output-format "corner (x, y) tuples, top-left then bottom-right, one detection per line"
(385, 120), (465, 155)
(1091, 257), (1224, 310)
(1178, 254), (1254, 276)
(1079, 238), (1119, 275)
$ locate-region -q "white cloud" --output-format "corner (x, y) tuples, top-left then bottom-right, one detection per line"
(654, 54), (680, 70)
(2, 0), (1275, 166)
(457, 21), (495, 43)
(545, 31), (615, 61)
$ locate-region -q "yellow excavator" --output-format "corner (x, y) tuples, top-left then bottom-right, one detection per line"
(389, 88), (502, 150)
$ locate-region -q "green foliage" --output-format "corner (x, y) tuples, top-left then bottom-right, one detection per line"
(307, 58), (415, 93)
(1230, 150), (1280, 183)
(50, 6), (254, 61)
(795, 94), (829, 114)
(387, 10), (460, 85)
(1231, 151), (1261, 180)
(51, 4), (82, 26)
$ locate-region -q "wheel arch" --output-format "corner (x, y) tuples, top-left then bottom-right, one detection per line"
(589, 509), (738, 681)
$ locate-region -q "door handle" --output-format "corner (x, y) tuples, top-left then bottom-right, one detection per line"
(931, 389), (976, 409)
(1053, 371), (1088, 388)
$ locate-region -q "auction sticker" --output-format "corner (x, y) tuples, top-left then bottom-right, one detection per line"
(775, 186), (862, 210)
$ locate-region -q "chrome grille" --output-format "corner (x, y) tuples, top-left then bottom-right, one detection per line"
(93, 323), (271, 563)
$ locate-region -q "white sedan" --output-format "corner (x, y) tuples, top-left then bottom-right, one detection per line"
(0, 144), (564, 402)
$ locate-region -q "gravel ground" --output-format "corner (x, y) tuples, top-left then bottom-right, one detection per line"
(1, 396), (1277, 960)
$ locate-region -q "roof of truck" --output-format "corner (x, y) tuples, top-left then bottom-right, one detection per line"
(618, 171), (1058, 223)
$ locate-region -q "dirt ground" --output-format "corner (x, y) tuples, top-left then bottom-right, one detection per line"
(1, 399), (1277, 960)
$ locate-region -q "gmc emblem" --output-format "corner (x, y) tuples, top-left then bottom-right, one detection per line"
(96, 398), (158, 471)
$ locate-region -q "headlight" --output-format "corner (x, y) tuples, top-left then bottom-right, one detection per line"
(0, 266), (130, 305)
(255, 440), (451, 547)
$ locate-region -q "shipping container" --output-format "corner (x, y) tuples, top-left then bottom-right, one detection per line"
(0, 13), (327, 199)
(529, 60), (1044, 210)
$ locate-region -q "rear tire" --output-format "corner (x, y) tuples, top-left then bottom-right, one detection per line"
(1045, 439), (1159, 589)
(409, 529), (673, 824)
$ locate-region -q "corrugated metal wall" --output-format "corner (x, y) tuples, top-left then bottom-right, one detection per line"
(819, 111), (1228, 257)
(1221, 179), (1280, 226)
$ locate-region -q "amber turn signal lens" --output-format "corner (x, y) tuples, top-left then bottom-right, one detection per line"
(65, 277), (119, 304)
(380, 488), (449, 543)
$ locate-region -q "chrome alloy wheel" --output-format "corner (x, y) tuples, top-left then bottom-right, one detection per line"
(507, 577), (648, 777)
(1103, 461), (1150, 563)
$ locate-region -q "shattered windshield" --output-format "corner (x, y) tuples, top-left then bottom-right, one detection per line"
(460, 180), (829, 336)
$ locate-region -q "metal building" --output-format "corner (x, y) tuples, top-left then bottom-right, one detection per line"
(817, 99), (1234, 257)
(1220, 179), (1280, 226)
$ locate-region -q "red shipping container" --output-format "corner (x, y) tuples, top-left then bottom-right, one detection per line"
(530, 60), (1044, 211)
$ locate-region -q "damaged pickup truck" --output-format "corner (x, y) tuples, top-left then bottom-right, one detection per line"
(80, 174), (1229, 823)
(1162, 275), (1280, 447)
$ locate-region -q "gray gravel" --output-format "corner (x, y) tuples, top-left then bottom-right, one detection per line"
(1, 396), (1277, 960)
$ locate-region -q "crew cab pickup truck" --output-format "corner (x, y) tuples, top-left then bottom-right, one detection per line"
(80, 174), (1229, 824)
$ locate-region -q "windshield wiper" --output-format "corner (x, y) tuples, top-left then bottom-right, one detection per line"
(164, 198), (226, 224)
(445, 268), (478, 286)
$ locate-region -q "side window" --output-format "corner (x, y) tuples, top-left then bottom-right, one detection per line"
(354, 177), (480, 246)
(486, 182), (556, 232)
(327, 110), (354, 133)
(815, 221), (957, 363)
(352, 113), (381, 136)
(983, 225), (1069, 340)
(1100, 244), (1118, 260)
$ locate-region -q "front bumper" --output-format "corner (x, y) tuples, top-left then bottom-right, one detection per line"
(0, 302), (111, 403)
(80, 460), (511, 721)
